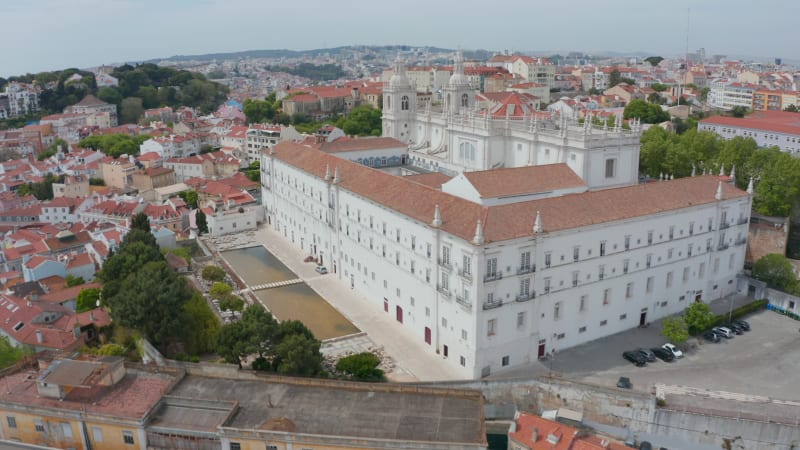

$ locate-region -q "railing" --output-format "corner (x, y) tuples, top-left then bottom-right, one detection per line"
(737, 217), (749, 225)
(717, 243), (730, 251)
(734, 238), (747, 246)
(516, 292), (534, 302)
(482, 300), (503, 310)
(458, 269), (473, 281)
(438, 259), (452, 270)
(720, 222), (730, 230)
(483, 272), (503, 283)
(517, 265), (534, 275)
(437, 286), (451, 298)
(455, 294), (472, 310)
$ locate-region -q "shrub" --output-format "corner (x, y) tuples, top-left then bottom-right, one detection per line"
(201, 265), (226, 282)
(335, 352), (384, 382)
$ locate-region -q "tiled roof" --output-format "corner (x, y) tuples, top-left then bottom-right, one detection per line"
(403, 172), (453, 189)
(271, 143), (749, 243)
(700, 110), (800, 135)
(320, 137), (405, 153)
(461, 164), (586, 198)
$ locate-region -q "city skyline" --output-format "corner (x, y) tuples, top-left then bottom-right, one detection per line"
(1, 0), (797, 77)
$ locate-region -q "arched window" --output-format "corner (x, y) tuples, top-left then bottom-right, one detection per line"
(461, 93), (469, 107)
(401, 95), (409, 111)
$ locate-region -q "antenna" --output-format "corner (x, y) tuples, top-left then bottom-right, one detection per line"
(684, 7), (690, 86)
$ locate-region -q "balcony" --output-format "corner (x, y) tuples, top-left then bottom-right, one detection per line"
(437, 286), (451, 298)
(516, 265), (534, 275)
(483, 272), (503, 283)
(516, 292), (534, 302)
(482, 300), (503, 310)
(438, 258), (452, 270)
(720, 222), (730, 230)
(455, 294), (472, 310)
(458, 269), (473, 281)
(717, 243), (730, 251)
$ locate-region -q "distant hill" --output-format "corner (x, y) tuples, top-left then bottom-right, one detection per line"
(147, 45), (455, 63)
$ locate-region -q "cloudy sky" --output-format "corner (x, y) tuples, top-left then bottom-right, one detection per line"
(1, 0), (796, 77)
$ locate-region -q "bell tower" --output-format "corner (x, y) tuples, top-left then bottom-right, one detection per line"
(382, 55), (416, 143)
(443, 51), (474, 116)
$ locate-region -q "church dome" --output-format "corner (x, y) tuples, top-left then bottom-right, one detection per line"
(447, 51), (471, 88)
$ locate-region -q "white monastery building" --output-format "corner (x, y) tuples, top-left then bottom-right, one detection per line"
(260, 54), (752, 379)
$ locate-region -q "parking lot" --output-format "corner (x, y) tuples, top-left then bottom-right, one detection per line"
(494, 308), (800, 400)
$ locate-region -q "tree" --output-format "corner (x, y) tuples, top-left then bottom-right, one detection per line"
(215, 320), (250, 368)
(752, 254), (798, 293)
(76, 288), (101, 313)
(105, 261), (193, 345)
(661, 316), (689, 344)
(623, 99), (669, 124)
(182, 292), (220, 354)
(335, 105), (382, 136)
(753, 152), (800, 217)
(683, 302), (716, 335)
(120, 97), (144, 124)
(240, 305), (281, 360)
(243, 98), (275, 124)
(178, 190), (198, 209)
(274, 333), (323, 376)
(785, 104), (799, 113)
(218, 294), (245, 312)
(130, 212), (151, 233)
(65, 274), (85, 287)
(644, 56), (664, 67)
(335, 352), (384, 381)
(196, 209), (209, 235)
(100, 240), (163, 300)
(201, 265), (226, 282)
(209, 282), (233, 300)
(0, 336), (29, 369)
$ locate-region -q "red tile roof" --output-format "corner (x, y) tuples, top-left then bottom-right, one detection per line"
(404, 172), (453, 189)
(462, 164), (586, 198)
(700, 110), (800, 135)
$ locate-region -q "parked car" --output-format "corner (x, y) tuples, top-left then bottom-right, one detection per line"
(712, 326), (734, 339)
(651, 347), (675, 362)
(315, 265), (328, 274)
(703, 330), (721, 343)
(724, 322), (744, 334)
(734, 319), (751, 331)
(623, 351), (647, 366)
(617, 376), (632, 389)
(662, 343), (684, 358)
(636, 348), (657, 362)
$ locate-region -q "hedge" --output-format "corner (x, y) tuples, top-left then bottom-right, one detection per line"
(707, 299), (768, 330)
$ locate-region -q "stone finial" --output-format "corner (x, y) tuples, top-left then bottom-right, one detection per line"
(324, 164), (331, 181)
(659, 172), (664, 181)
(747, 177), (754, 195)
(718, 163), (725, 177)
(333, 167), (340, 184)
(472, 219), (485, 245)
(533, 211), (543, 234)
(715, 181), (724, 201)
(431, 204), (442, 228)
(669, 174), (674, 180)
(729, 165), (736, 182)
(691, 165), (696, 177)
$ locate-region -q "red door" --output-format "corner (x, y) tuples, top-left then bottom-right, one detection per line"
(424, 327), (431, 345)
(396, 306), (403, 323)
(538, 343), (546, 359)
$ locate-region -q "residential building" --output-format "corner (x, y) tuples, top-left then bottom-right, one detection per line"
(751, 89), (799, 111)
(698, 110), (800, 154)
(0, 82), (40, 118)
(139, 134), (202, 159)
(64, 95), (118, 127)
(99, 156), (136, 188)
(131, 167), (176, 193)
(708, 80), (758, 110)
(51, 175), (90, 198)
(508, 411), (629, 450)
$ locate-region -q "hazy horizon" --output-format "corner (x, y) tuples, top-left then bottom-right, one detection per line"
(2, 0), (797, 77)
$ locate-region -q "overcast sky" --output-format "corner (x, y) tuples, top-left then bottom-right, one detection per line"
(2, 0), (797, 77)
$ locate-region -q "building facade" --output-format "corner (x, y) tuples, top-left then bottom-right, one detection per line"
(698, 111), (800, 154)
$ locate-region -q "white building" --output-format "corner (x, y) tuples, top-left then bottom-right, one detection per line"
(262, 141), (751, 379)
(244, 124), (302, 164)
(383, 53), (641, 191)
(698, 110), (800, 155)
(1, 82), (39, 118)
(139, 134), (202, 159)
(708, 79), (758, 110)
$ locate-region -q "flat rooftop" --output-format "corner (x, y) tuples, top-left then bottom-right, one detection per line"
(0, 368), (175, 420)
(169, 375), (485, 445)
(147, 397), (237, 433)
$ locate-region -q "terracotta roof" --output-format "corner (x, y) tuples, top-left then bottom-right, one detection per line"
(320, 137), (405, 153)
(404, 172), (453, 189)
(271, 143), (749, 243)
(41, 282), (102, 304)
(462, 164), (586, 198)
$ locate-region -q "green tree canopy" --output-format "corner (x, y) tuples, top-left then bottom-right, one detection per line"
(196, 209), (209, 235)
(182, 291), (220, 354)
(335, 105), (382, 136)
(752, 254), (798, 293)
(274, 333), (323, 376)
(201, 265), (226, 282)
(661, 316), (689, 344)
(209, 282), (233, 300)
(243, 98), (276, 124)
(76, 288), (101, 313)
(683, 302), (716, 335)
(0, 337), (29, 369)
(178, 190), (198, 209)
(131, 212), (151, 233)
(78, 133), (150, 158)
(335, 352), (384, 381)
(623, 99), (670, 124)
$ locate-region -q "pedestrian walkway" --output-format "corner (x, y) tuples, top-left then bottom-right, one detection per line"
(249, 278), (303, 291)
(253, 225), (464, 382)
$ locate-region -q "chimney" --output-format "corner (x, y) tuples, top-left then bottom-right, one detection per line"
(89, 311), (95, 322)
(531, 428), (538, 442)
(36, 329), (43, 343)
(73, 325), (81, 338)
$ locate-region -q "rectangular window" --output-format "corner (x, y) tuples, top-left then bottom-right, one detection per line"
(463, 255), (472, 275)
(543, 277), (550, 294)
(35, 420), (44, 433)
(669, 226), (674, 240)
(441, 246), (450, 265)
(411, 236), (416, 250)
(425, 268), (431, 283)
(396, 228), (400, 242)
(487, 319), (497, 336)
(460, 356), (466, 366)
(699, 262), (706, 278)
(517, 312), (526, 329)
(646, 276), (654, 293)
(620, 313), (627, 320)
(61, 423), (73, 439)
(603, 288), (610, 305)
(729, 253), (735, 270)
(462, 329), (468, 340)
(605, 158), (616, 178)
(427, 243), (432, 258)
(689, 222), (695, 235)
(668, 248), (674, 259)
(600, 320), (607, 326)
(579, 295), (586, 312)
(521, 278), (531, 296)
(714, 257), (720, 273)
(442, 317), (447, 328)
(624, 235), (630, 250)
(598, 265), (605, 280)
(440, 272), (449, 290)
(7, 416), (16, 429)
(425, 307), (430, 317)
(92, 427), (103, 443)
(123, 431), (134, 445)
(579, 326), (587, 333)
(683, 266), (690, 282)
(554, 302), (561, 320)
(545, 252), (551, 268)
(410, 261), (415, 274)
(626, 282), (633, 299)
(688, 243), (693, 257)
(623, 259), (629, 274)
(486, 258), (497, 277)
(572, 271), (579, 287)
(502, 355), (510, 366)
(647, 231), (653, 245)
(666, 271), (673, 287)
(599, 241), (606, 256)
(520, 251), (531, 270)
(573, 246), (580, 261)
